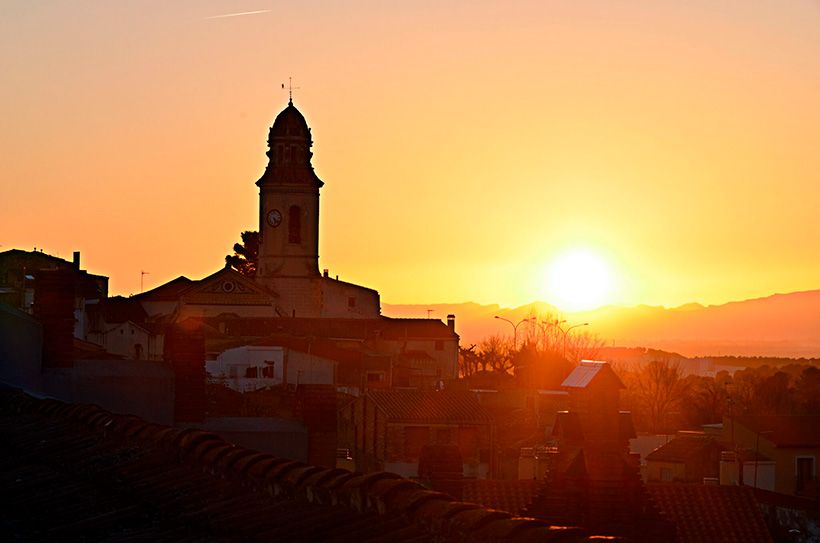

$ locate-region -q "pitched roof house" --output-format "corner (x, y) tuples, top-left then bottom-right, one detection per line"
(725, 415), (820, 498)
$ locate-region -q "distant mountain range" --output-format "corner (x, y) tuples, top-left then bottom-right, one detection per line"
(382, 290), (820, 358)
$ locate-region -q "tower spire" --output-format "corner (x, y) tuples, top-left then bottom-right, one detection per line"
(282, 76), (300, 105)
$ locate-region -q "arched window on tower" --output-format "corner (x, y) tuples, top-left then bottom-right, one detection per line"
(288, 206), (301, 244)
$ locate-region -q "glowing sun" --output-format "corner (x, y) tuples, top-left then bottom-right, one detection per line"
(544, 249), (614, 311)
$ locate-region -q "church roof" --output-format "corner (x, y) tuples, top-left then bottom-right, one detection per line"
(259, 101), (323, 187)
(179, 267), (275, 307)
(270, 101), (311, 141)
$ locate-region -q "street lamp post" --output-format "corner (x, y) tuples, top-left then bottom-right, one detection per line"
(494, 316), (533, 350)
(560, 322), (589, 360)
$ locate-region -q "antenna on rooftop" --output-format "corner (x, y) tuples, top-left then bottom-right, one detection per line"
(140, 270), (150, 293)
(427, 309), (434, 318)
(282, 76), (300, 105)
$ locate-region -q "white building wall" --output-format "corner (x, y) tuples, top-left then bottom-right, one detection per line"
(206, 345), (336, 391)
(207, 345), (284, 392)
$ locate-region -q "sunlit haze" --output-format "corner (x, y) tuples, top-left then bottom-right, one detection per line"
(2, 1), (819, 310)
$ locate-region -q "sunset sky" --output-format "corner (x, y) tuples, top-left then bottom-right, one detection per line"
(2, 1), (819, 310)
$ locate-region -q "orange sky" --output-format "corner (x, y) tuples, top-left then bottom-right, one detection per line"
(2, 1), (819, 309)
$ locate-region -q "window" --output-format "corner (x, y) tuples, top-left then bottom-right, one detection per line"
(348, 297), (356, 308)
(366, 372), (384, 383)
(261, 363), (275, 378)
(660, 468), (673, 482)
(245, 366), (258, 378)
(288, 206), (301, 244)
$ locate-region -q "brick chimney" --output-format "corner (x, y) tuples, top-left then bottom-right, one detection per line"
(446, 314), (455, 332)
(164, 325), (206, 423)
(33, 269), (76, 367)
(294, 384), (338, 467)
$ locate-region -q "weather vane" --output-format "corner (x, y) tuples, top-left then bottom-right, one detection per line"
(282, 76), (300, 104)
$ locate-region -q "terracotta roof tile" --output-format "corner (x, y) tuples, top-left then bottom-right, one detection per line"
(646, 434), (726, 463)
(366, 389), (492, 424)
(647, 483), (773, 543)
(462, 479), (540, 515)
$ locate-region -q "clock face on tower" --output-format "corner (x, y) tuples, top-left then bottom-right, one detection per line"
(266, 209), (282, 228)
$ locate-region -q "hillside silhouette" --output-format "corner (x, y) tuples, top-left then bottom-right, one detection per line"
(383, 290), (820, 357)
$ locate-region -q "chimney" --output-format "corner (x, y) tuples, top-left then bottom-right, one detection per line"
(446, 314), (455, 332)
(164, 324), (206, 423)
(295, 385), (338, 467)
(73, 251), (81, 269)
(33, 269), (77, 367)
(323, 268), (329, 278)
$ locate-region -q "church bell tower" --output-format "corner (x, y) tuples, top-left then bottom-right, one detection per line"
(256, 99), (323, 280)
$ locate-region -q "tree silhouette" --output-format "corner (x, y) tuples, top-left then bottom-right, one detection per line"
(225, 230), (259, 278)
(632, 359), (688, 433)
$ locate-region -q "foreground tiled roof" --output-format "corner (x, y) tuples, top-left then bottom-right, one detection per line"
(0, 388), (617, 542)
(366, 389), (493, 424)
(647, 483), (773, 543)
(462, 479), (540, 516)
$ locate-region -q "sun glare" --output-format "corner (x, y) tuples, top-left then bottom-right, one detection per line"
(545, 249), (613, 311)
